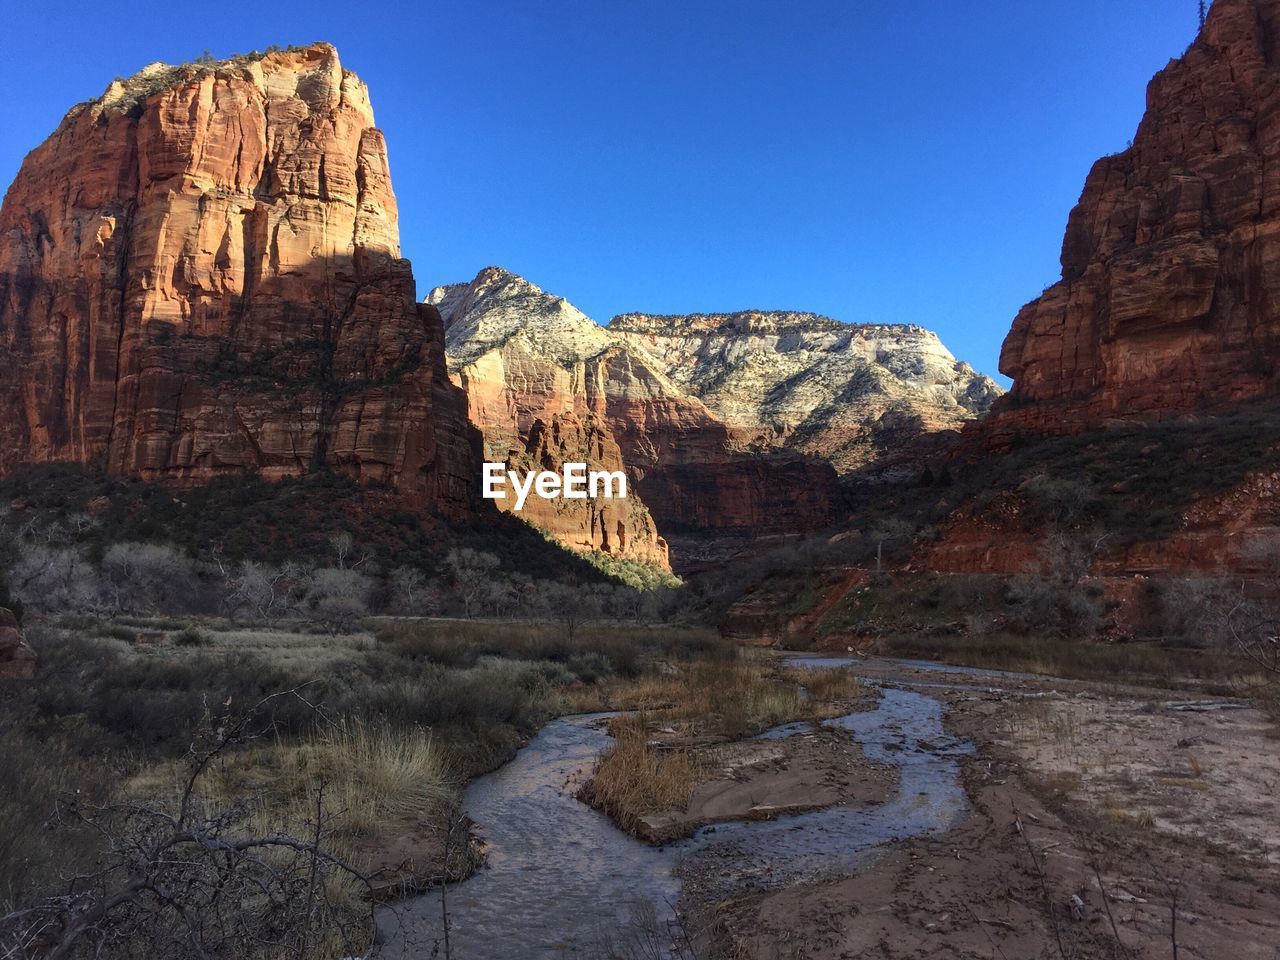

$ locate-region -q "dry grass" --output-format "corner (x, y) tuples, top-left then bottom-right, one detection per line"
(877, 631), (1250, 693)
(785, 665), (865, 702)
(372, 618), (731, 677)
(134, 720), (455, 868)
(581, 657), (876, 834)
(1101, 803), (1157, 833)
(181, 626), (375, 671)
(601, 658), (811, 739)
(121, 720), (457, 938)
(582, 714), (699, 834)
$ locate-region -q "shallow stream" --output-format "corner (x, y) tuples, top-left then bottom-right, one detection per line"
(375, 661), (976, 959)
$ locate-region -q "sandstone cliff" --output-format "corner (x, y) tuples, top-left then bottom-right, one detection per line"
(987, 0), (1280, 442)
(611, 312), (1000, 473)
(430, 267), (669, 565)
(432, 268), (842, 562)
(0, 44), (478, 513)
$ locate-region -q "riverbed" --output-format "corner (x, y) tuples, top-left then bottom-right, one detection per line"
(375, 662), (974, 959)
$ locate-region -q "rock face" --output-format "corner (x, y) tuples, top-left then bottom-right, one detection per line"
(432, 268), (843, 563)
(0, 608), (35, 680)
(611, 312), (1000, 473)
(988, 0), (1280, 442)
(0, 45), (478, 514)
(432, 267), (670, 565)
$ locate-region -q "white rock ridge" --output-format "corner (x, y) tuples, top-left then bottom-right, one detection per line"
(609, 310), (1002, 473)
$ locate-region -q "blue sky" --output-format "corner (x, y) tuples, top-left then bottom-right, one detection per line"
(1, 1), (1200, 383)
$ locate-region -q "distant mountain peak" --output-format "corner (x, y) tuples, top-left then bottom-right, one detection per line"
(610, 309), (1001, 472)
(426, 267), (612, 371)
(438, 268), (1001, 477)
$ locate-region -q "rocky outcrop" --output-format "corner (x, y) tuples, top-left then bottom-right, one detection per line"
(433, 268), (842, 562)
(925, 467), (1280, 579)
(986, 0), (1280, 444)
(432, 268), (670, 564)
(611, 312), (1000, 473)
(0, 608), (35, 680)
(0, 45), (478, 514)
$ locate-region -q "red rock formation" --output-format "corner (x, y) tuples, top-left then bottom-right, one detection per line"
(0, 45), (478, 513)
(507, 412), (669, 565)
(435, 269), (841, 565)
(0, 608), (35, 680)
(984, 0), (1280, 445)
(926, 466), (1280, 580)
(593, 342), (840, 537)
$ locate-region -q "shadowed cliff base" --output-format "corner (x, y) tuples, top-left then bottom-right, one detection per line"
(0, 247), (481, 516)
(0, 462), (650, 597)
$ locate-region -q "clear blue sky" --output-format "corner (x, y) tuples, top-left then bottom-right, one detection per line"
(1, 1), (1201, 383)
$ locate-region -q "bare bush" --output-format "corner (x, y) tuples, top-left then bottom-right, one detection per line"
(223, 561), (301, 622)
(1022, 472), (1100, 525)
(300, 568), (374, 633)
(538, 581), (604, 642)
(445, 549), (500, 618)
(100, 543), (196, 615)
(1007, 532), (1104, 638)
(5, 542), (97, 615)
(0, 692), (374, 960)
(387, 566), (427, 614)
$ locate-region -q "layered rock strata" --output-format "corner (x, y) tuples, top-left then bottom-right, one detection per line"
(611, 312), (1000, 473)
(433, 268), (843, 563)
(0, 44), (478, 513)
(987, 0), (1280, 442)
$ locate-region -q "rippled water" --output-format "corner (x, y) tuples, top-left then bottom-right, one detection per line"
(682, 686), (971, 902)
(375, 670), (973, 960)
(374, 712), (678, 959)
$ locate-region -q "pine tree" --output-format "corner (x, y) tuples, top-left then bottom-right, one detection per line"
(1199, 0), (1207, 30)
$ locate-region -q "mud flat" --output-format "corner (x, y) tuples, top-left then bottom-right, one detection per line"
(634, 724), (897, 843)
(716, 658), (1280, 960)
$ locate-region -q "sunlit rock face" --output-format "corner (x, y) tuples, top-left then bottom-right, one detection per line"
(610, 311), (1000, 473)
(985, 0), (1280, 444)
(0, 43), (478, 514)
(432, 268), (846, 563)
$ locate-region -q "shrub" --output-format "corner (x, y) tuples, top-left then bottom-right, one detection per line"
(101, 542), (196, 614)
(0, 731), (104, 909)
(583, 715), (697, 834)
(173, 626), (208, 647)
(299, 568), (373, 632)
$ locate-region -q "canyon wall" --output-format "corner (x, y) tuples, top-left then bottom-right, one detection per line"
(926, 0), (1280, 579)
(612, 312), (1000, 473)
(0, 44), (478, 514)
(434, 268), (845, 564)
(986, 0), (1280, 444)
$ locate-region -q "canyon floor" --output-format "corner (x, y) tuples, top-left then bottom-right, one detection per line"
(693, 657), (1280, 960)
(6, 616), (1279, 959)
